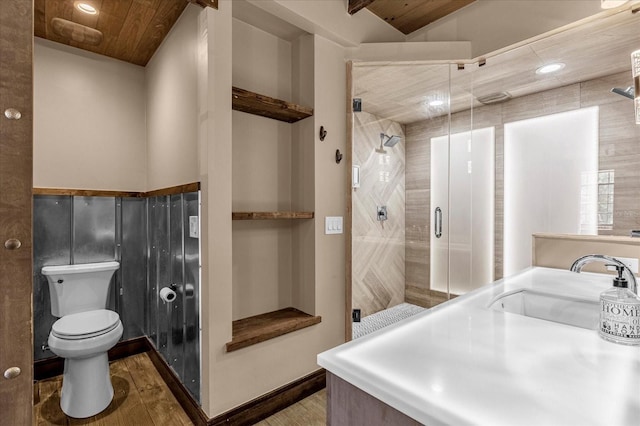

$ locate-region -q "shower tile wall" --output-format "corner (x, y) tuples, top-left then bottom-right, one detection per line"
(353, 112), (405, 318)
(405, 70), (640, 306)
(33, 192), (200, 402)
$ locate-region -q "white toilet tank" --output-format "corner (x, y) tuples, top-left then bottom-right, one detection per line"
(42, 261), (120, 317)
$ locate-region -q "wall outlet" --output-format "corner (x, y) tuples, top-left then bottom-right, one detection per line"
(614, 256), (639, 274)
(352, 309), (361, 323)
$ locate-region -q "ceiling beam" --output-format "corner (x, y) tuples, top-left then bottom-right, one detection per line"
(348, 0), (376, 15)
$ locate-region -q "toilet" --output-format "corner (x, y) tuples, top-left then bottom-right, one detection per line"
(42, 261), (123, 418)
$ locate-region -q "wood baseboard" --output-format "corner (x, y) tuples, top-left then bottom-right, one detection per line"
(33, 336), (151, 381)
(208, 369), (326, 426)
(145, 341), (209, 426)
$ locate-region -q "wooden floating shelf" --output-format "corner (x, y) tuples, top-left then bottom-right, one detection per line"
(226, 307), (322, 352)
(232, 211), (314, 220)
(232, 86), (313, 123)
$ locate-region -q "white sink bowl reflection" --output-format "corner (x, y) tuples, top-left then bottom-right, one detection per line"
(488, 289), (599, 330)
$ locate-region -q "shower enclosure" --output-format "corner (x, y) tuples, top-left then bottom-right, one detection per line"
(350, 61), (496, 325)
(33, 190), (201, 402)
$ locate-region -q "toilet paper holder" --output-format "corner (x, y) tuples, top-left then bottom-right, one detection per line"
(159, 285), (177, 303)
(159, 283), (196, 303)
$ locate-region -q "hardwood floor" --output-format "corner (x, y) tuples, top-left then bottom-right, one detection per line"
(33, 352), (193, 426)
(34, 351), (327, 426)
(255, 389), (326, 426)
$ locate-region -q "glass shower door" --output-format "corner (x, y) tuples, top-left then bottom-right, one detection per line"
(431, 63), (495, 299)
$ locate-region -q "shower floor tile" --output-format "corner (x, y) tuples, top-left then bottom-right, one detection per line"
(352, 303), (426, 339)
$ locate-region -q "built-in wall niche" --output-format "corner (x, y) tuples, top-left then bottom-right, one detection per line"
(229, 18), (317, 352)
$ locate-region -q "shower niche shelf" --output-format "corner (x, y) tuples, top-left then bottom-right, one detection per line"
(232, 86), (313, 123)
(232, 211), (314, 220)
(226, 307), (322, 352)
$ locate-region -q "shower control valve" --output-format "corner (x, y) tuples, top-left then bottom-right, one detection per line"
(377, 206), (388, 221)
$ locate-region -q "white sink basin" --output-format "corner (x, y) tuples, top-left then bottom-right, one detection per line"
(488, 289), (599, 330)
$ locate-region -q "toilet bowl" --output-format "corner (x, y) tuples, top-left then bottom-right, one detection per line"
(42, 261), (122, 419)
(48, 309), (123, 418)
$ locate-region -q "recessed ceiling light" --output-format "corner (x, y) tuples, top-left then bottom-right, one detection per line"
(536, 63), (565, 75)
(75, 2), (98, 15)
(601, 0), (628, 9)
(429, 100), (444, 107)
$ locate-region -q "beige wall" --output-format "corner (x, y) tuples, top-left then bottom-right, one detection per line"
(198, 1), (233, 415)
(352, 112), (405, 317)
(145, 5), (200, 191)
(201, 1), (347, 416)
(33, 39), (147, 191)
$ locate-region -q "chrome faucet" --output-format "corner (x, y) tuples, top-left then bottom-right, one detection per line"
(570, 254), (638, 295)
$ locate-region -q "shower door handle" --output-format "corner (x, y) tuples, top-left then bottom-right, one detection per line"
(434, 207), (442, 239)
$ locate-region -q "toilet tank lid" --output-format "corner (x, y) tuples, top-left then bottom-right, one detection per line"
(42, 261), (120, 275)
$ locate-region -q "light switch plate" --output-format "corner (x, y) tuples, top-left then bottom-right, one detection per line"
(189, 216), (199, 238)
(325, 216), (343, 235)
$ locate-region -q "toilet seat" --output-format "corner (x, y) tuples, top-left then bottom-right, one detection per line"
(52, 309), (121, 340)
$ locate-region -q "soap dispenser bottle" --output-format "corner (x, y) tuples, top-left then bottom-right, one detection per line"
(599, 264), (640, 345)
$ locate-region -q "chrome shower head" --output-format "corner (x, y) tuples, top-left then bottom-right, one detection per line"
(376, 133), (402, 154)
(383, 134), (402, 147)
(611, 86), (634, 100)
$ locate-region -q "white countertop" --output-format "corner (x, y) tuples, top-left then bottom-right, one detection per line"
(317, 267), (640, 426)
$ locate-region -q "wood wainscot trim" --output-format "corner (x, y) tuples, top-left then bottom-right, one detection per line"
(33, 182), (201, 198)
(145, 182), (201, 198)
(32, 187), (142, 198)
(209, 369), (326, 426)
(33, 336), (152, 381)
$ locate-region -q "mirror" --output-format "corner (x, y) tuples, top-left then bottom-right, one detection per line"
(349, 7), (640, 320)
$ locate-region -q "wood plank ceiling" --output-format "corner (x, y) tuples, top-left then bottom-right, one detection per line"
(34, 0), (217, 67)
(34, 0), (466, 66)
(349, 0), (476, 34)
